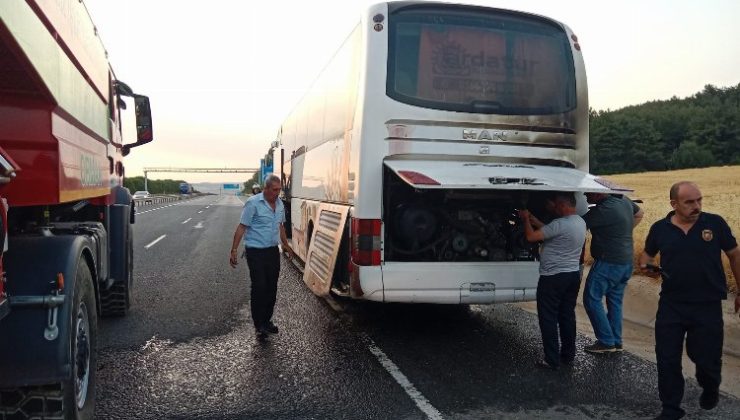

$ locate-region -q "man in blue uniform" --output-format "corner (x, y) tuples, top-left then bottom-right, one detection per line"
(639, 181), (740, 420)
(230, 174), (294, 341)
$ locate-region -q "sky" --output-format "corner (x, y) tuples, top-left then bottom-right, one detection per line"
(83, 0), (740, 184)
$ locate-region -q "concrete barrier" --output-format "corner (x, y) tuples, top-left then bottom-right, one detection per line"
(133, 194), (185, 207)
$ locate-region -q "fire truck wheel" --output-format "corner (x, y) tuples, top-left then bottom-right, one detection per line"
(64, 257), (97, 420)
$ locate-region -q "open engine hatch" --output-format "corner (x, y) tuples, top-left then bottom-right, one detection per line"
(383, 159), (632, 194)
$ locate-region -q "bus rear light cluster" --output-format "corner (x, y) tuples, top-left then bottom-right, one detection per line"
(571, 34), (581, 51)
(397, 170), (440, 186)
(351, 218), (381, 266)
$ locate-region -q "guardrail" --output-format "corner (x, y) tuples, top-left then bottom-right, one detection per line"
(133, 194), (197, 207)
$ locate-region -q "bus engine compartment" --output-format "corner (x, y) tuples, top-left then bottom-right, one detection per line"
(382, 167), (549, 263)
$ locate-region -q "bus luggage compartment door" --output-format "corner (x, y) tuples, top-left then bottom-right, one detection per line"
(460, 282), (496, 304)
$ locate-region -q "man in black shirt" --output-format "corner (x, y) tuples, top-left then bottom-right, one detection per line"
(639, 181), (740, 420)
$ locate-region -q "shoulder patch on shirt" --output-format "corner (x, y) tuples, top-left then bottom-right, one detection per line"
(702, 229), (713, 242)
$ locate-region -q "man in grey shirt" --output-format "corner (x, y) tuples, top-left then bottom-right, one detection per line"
(520, 191), (587, 369)
(582, 193), (643, 353)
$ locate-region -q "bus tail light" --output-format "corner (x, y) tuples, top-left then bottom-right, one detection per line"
(351, 218), (381, 266)
(397, 170), (440, 186)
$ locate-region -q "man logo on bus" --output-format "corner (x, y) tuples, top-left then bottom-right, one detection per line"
(463, 129), (508, 142)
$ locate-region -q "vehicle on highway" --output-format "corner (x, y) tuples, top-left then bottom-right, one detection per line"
(0, 1), (153, 418)
(132, 190), (151, 199)
(179, 182), (193, 195)
(270, 2), (628, 304)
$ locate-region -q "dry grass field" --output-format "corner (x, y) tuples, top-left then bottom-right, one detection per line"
(584, 165), (740, 293)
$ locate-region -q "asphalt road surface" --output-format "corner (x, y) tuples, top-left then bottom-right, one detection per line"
(95, 195), (740, 419)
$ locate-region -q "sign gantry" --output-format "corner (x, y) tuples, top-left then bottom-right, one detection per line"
(142, 167), (258, 191)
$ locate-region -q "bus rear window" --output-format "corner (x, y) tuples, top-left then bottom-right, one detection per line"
(387, 6), (576, 115)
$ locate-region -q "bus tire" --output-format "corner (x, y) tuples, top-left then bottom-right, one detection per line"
(64, 257), (97, 420)
(100, 225), (132, 317)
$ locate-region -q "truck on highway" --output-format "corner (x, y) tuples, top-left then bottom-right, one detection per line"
(179, 182), (193, 195)
(0, 1), (153, 418)
(272, 2), (629, 304)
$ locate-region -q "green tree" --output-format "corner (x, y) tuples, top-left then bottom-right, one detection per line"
(590, 83), (739, 174)
(670, 140), (715, 169)
(122, 176), (187, 195)
(242, 171), (260, 194)
(590, 111), (664, 174)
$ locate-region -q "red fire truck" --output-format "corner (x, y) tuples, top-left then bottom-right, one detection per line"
(0, 1), (153, 418)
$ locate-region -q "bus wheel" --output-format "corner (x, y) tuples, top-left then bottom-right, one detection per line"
(64, 258), (97, 420)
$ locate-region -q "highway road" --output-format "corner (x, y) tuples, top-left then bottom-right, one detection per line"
(95, 195), (740, 419)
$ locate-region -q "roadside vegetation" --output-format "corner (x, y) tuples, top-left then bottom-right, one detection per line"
(590, 84), (740, 174)
(124, 176), (193, 195)
(242, 171), (261, 195)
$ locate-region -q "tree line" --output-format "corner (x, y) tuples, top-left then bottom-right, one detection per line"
(123, 176), (195, 195)
(242, 172), (260, 195)
(590, 83), (740, 174)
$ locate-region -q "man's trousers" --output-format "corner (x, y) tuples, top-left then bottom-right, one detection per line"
(245, 246), (281, 330)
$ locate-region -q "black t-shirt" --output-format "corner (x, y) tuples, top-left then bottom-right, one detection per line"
(644, 211), (737, 302)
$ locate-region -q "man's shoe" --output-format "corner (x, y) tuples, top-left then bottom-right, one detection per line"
(584, 341), (616, 354)
(699, 388), (719, 410)
(256, 327), (269, 341)
(535, 359), (558, 370)
(653, 410), (685, 420)
(614, 343), (624, 352)
(266, 322), (279, 334)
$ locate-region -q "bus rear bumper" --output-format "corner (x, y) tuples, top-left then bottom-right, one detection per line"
(375, 261), (540, 304)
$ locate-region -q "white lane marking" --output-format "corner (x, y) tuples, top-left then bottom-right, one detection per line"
(135, 202), (182, 215)
(144, 235), (166, 249)
(364, 335), (444, 420)
(206, 205), (210, 209)
(198, 210), (203, 214)
(194, 221), (204, 229)
(182, 218), (192, 224)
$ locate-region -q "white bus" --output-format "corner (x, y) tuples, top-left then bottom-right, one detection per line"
(273, 1), (627, 304)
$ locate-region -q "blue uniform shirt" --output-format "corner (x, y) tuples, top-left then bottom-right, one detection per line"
(240, 193), (285, 248)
